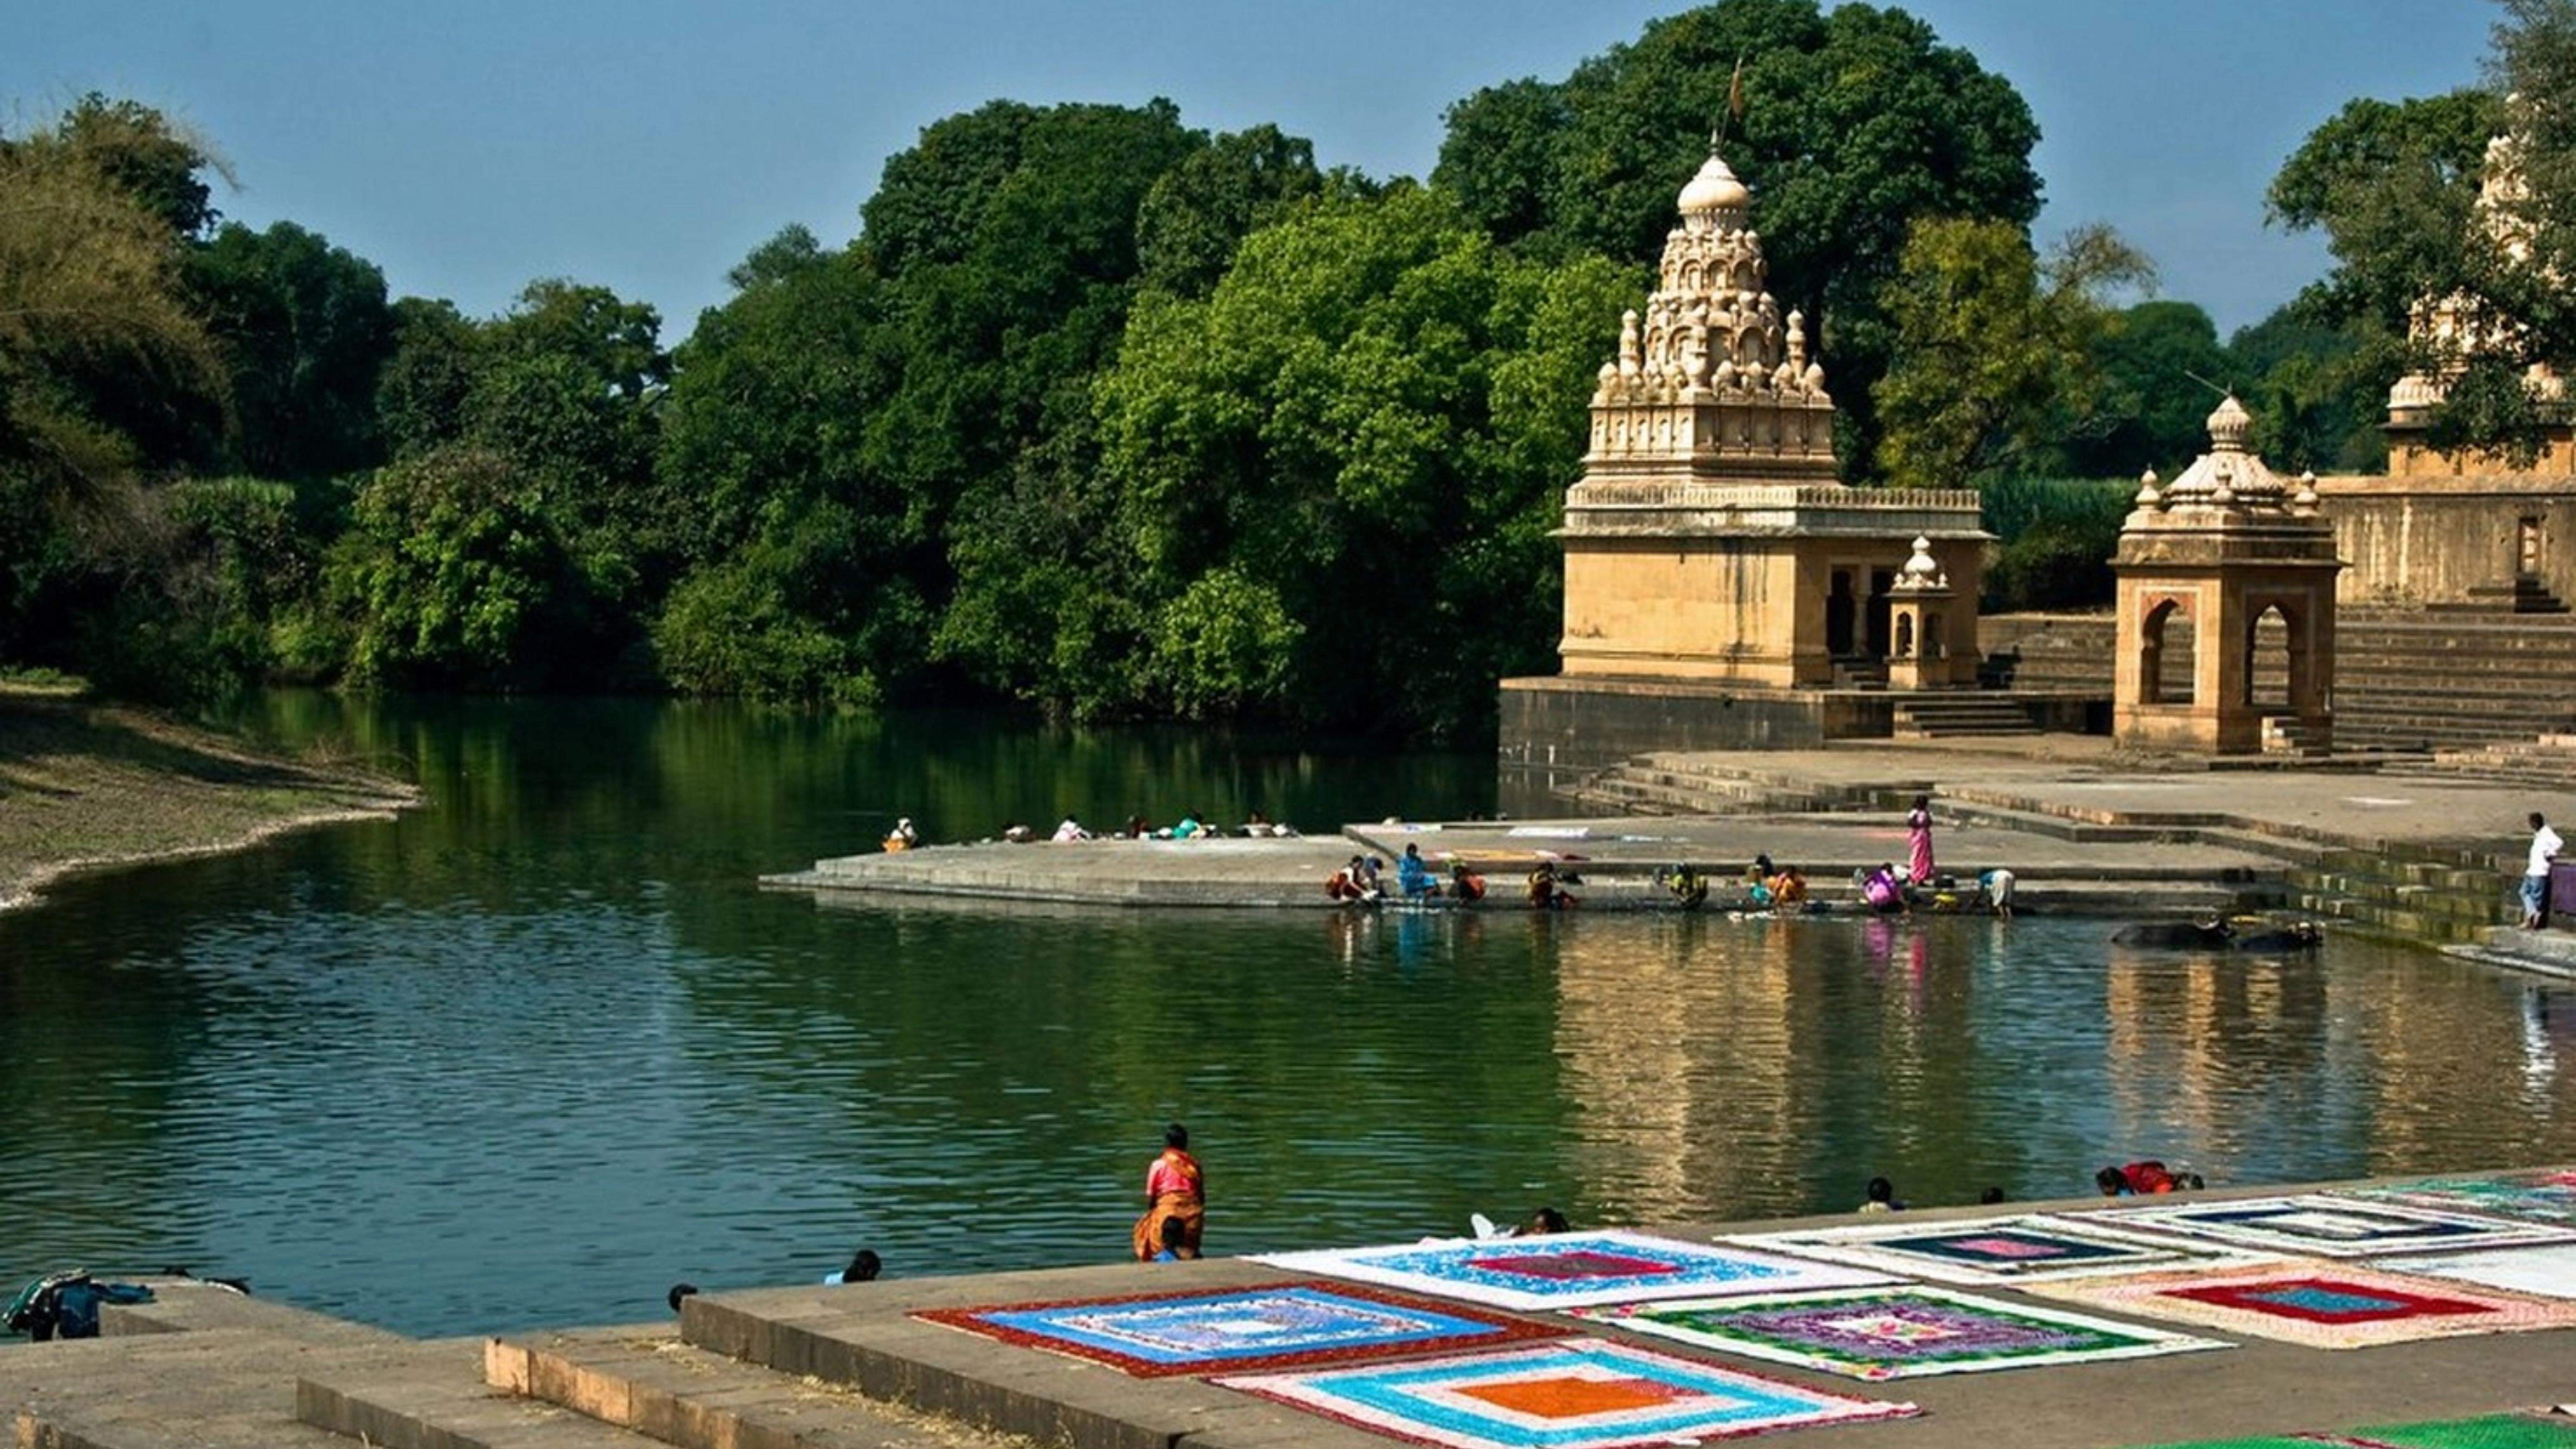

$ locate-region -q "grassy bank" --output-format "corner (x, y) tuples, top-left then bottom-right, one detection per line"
(0, 688), (420, 910)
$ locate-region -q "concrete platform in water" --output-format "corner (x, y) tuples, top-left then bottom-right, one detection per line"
(761, 813), (2293, 917)
(14, 1170), (2576, 1449)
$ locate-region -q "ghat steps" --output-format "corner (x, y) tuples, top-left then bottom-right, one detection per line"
(1982, 612), (2576, 752)
(1892, 695), (2040, 739)
(2401, 733), (2576, 789)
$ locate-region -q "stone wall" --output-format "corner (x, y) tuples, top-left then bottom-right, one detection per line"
(2319, 476), (2576, 606)
(1498, 676), (1886, 776)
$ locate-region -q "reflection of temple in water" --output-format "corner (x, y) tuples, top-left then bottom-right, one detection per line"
(1549, 918), (1805, 1219)
(2100, 945), (2565, 1176)
(1546, 917), (1992, 1221)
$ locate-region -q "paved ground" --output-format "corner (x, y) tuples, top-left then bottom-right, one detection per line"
(761, 732), (2567, 916)
(1664, 736), (2576, 862)
(19, 1174), (2576, 1449)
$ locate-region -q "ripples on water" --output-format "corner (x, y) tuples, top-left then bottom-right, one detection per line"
(3, 696), (2573, 1338)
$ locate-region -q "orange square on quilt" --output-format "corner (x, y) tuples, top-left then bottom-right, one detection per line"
(1460, 1374), (1690, 1418)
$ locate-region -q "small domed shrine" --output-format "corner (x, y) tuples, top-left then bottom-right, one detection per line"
(1503, 138), (1990, 767)
(2113, 396), (2344, 754)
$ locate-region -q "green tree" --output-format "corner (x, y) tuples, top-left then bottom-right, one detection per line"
(2229, 306), (2388, 472)
(1873, 219), (2150, 490)
(654, 231), (923, 700)
(0, 101), (228, 681)
(1085, 185), (1638, 734)
(1135, 124), (1336, 297)
(331, 445), (600, 689)
(20, 93), (228, 241)
(2063, 300), (2235, 477)
(2268, 89), (2500, 333)
(862, 99), (1219, 692)
(187, 220), (396, 481)
(2263, 0), (2576, 460)
(1432, 0), (2043, 475)
(376, 297), (479, 459)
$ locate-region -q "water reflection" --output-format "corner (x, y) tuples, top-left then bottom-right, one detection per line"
(1, 696), (2572, 1340)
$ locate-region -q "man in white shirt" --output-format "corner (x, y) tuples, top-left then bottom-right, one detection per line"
(2524, 812), (2564, 930)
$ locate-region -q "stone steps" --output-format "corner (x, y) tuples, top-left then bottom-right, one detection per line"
(486, 1328), (973, 1449)
(2409, 734), (2576, 788)
(1891, 696), (2041, 738)
(5, 1328), (392, 1449)
(295, 1340), (679, 1449)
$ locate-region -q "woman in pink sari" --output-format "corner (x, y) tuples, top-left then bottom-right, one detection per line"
(1905, 794), (1937, 885)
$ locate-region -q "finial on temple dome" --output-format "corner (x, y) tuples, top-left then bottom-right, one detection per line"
(1675, 145), (1752, 223)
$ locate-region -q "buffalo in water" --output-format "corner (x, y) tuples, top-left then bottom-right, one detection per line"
(2110, 919), (2322, 951)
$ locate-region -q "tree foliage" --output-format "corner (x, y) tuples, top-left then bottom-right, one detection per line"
(0, 98), (230, 689)
(188, 220), (396, 481)
(2269, 1), (2576, 460)
(1873, 219), (2150, 490)
(1081, 186), (1638, 733)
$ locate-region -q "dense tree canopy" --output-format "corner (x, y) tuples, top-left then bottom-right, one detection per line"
(1082, 186), (1637, 732)
(16, 0), (2496, 726)
(2268, 0), (2576, 460)
(2064, 300), (2235, 479)
(188, 220), (396, 481)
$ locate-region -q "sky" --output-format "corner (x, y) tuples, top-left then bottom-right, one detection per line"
(9, 0), (2502, 341)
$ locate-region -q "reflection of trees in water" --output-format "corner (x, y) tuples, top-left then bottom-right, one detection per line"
(0, 880), (226, 1266)
(217, 694), (1496, 922)
(658, 895), (1568, 1270)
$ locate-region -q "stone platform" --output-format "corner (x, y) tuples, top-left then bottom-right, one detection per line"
(762, 812), (2290, 919)
(14, 1173), (2576, 1449)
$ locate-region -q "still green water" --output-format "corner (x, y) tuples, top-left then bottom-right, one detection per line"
(4, 695), (2574, 1339)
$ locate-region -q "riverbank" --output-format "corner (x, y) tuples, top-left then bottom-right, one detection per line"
(15, 1166), (2576, 1449)
(0, 690), (420, 912)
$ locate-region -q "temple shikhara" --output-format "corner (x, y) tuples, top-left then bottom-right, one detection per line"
(1502, 140), (1996, 768)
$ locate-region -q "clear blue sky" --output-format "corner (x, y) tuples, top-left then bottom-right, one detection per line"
(11, 0), (2498, 340)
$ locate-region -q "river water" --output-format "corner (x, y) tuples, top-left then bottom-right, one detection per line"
(3, 695), (2572, 1339)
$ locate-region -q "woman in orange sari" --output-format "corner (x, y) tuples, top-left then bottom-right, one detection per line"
(1131, 1122), (1205, 1261)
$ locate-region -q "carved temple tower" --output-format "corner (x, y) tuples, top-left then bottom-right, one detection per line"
(1552, 141), (1988, 690)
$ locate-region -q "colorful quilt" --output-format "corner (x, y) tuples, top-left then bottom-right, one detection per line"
(911, 1282), (1565, 1376)
(2367, 1242), (2576, 1301)
(2136, 1414), (2576, 1448)
(2083, 1194), (2575, 1258)
(1569, 1284), (2227, 1381)
(2336, 1170), (2576, 1230)
(2028, 1261), (2576, 1349)
(1213, 1337), (1918, 1449)
(1726, 1213), (2271, 1285)
(1249, 1229), (1891, 1311)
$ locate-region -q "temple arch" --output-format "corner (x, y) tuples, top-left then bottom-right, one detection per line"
(2139, 598), (2193, 706)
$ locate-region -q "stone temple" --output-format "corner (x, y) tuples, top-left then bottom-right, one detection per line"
(2318, 130), (2576, 612)
(1500, 140), (1999, 774)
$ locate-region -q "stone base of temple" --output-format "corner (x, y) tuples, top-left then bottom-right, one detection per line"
(1495, 674), (2103, 782)
(2317, 473), (2576, 608)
